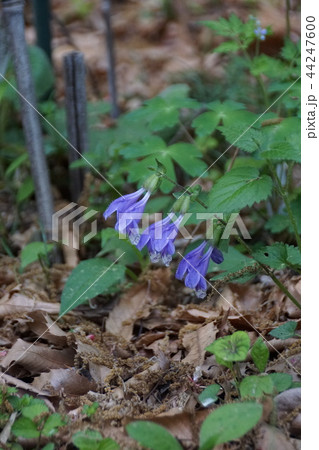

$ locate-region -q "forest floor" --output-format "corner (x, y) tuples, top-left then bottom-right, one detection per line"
(0, 0), (301, 449)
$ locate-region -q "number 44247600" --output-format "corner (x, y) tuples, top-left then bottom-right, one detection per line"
(306, 16), (316, 79)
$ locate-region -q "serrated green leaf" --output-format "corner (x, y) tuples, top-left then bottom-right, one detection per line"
(20, 242), (54, 271)
(218, 121), (262, 152)
(42, 413), (66, 437)
(199, 402), (262, 450)
(198, 384), (221, 407)
(269, 373), (293, 393)
(12, 417), (40, 438)
(22, 400), (48, 419)
(239, 375), (274, 399)
(206, 331), (250, 362)
(60, 258), (126, 316)
(253, 243), (300, 270)
(269, 321), (298, 340)
(126, 421), (183, 450)
(208, 167), (273, 212)
(251, 338), (269, 372)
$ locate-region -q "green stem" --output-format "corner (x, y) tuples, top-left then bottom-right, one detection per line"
(242, 47), (269, 106)
(285, 0), (291, 38)
(268, 162), (301, 251)
(235, 234), (301, 309)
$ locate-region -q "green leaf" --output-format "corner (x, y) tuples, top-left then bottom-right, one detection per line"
(269, 321), (298, 340)
(97, 439), (120, 450)
(82, 402), (99, 417)
(198, 384), (221, 407)
(42, 444), (55, 450)
(17, 176), (34, 204)
(60, 258), (126, 316)
(121, 136), (206, 194)
(11, 416), (40, 438)
(269, 373), (293, 393)
(28, 45), (54, 99)
(260, 117), (301, 163)
(251, 338), (269, 372)
(206, 331), (250, 362)
(126, 421), (183, 450)
(214, 41), (242, 53)
(199, 402), (263, 450)
(21, 400), (49, 419)
(192, 100), (245, 137)
(210, 247), (256, 283)
(5, 153), (28, 178)
(72, 429), (119, 450)
(42, 413), (66, 437)
(239, 375), (274, 399)
(208, 167), (273, 213)
(20, 242), (54, 271)
(218, 124), (262, 153)
(192, 112), (220, 137)
(253, 243), (301, 270)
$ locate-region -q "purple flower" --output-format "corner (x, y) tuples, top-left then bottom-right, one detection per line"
(103, 188), (150, 244)
(254, 26), (267, 40)
(137, 213), (183, 266)
(176, 241), (224, 298)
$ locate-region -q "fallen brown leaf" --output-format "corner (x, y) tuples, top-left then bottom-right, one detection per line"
(32, 368), (96, 395)
(105, 268), (170, 340)
(1, 338), (75, 374)
(27, 311), (68, 346)
(182, 321), (218, 366)
(0, 291), (59, 318)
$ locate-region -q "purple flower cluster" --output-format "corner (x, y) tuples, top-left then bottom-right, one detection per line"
(254, 26), (267, 40)
(104, 189), (223, 298)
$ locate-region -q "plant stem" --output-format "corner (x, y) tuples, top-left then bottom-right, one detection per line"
(235, 234), (301, 309)
(268, 162), (301, 251)
(285, 0), (291, 38)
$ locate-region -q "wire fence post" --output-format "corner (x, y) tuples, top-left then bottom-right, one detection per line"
(63, 51), (88, 202)
(31, 0), (52, 62)
(101, 0), (119, 118)
(2, 0), (54, 239)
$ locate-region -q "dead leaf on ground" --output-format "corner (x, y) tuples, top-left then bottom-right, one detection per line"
(172, 304), (221, 323)
(256, 424), (296, 450)
(104, 268), (171, 340)
(27, 311), (68, 346)
(1, 338), (75, 374)
(182, 321), (218, 366)
(32, 368), (96, 395)
(0, 291), (59, 318)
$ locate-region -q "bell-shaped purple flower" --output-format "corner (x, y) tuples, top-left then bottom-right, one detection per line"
(137, 213), (183, 266)
(176, 241), (223, 298)
(103, 188), (150, 244)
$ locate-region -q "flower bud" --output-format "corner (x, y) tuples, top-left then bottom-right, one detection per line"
(143, 174), (161, 193)
(172, 195), (190, 214)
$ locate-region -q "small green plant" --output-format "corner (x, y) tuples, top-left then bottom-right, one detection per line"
(72, 429), (119, 450)
(0, 387), (66, 448)
(20, 241), (54, 272)
(82, 402), (99, 418)
(205, 331), (298, 400)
